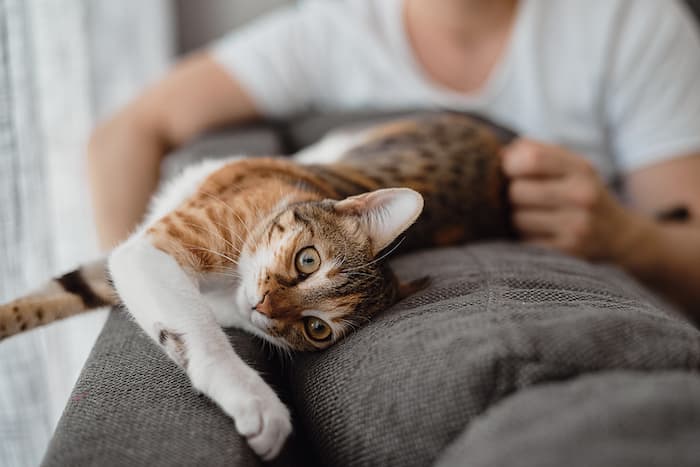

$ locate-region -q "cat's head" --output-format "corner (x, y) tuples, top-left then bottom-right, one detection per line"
(236, 188), (427, 351)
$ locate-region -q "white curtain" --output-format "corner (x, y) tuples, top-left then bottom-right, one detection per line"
(0, 1), (173, 465)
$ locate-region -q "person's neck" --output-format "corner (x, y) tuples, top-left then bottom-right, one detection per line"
(405, 0), (518, 45)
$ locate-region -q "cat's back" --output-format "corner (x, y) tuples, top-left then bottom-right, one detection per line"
(320, 113), (514, 249)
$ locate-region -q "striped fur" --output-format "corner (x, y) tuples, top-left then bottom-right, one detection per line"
(0, 259), (114, 340)
(0, 113), (512, 343)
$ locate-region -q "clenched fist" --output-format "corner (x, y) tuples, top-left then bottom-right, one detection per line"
(502, 139), (644, 262)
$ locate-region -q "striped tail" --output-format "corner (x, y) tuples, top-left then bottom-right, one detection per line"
(0, 258), (117, 341)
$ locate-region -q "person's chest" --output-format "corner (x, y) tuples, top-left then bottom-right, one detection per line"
(312, 0), (618, 182)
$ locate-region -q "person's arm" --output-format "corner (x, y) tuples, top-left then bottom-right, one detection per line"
(620, 153), (700, 312)
(87, 53), (259, 250)
(503, 141), (700, 315)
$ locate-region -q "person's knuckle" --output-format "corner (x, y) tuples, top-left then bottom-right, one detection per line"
(526, 148), (544, 168)
(509, 181), (529, 201)
(573, 215), (591, 238)
(508, 181), (521, 200)
(578, 158), (596, 176)
(510, 139), (528, 152)
(513, 211), (528, 228)
(571, 180), (598, 208)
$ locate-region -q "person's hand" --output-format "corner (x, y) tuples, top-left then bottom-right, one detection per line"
(502, 139), (645, 262)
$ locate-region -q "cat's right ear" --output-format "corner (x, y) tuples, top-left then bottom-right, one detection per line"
(334, 188), (424, 256)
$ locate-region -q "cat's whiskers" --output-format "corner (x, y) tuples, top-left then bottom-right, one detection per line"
(341, 271), (378, 280)
(258, 337), (272, 359)
(207, 264), (241, 274)
(337, 250), (348, 267)
(206, 217), (250, 250)
(259, 332), (293, 365)
(184, 244), (239, 266)
(200, 191), (255, 240)
(335, 247), (352, 273)
(335, 316), (372, 341)
(276, 342), (294, 367)
(356, 314), (372, 324)
(337, 317), (360, 332)
(207, 268), (242, 281)
(178, 221), (243, 256)
(342, 237), (406, 272)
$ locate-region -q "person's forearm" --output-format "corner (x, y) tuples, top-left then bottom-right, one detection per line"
(87, 111), (168, 251)
(85, 54), (262, 251)
(616, 214), (700, 316)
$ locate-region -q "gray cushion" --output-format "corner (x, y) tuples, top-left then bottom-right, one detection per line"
(44, 243), (700, 466)
(289, 243), (700, 467)
(435, 371), (700, 467)
(42, 106), (700, 466)
(41, 310), (288, 467)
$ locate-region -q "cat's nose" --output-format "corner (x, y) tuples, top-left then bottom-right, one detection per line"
(254, 291), (272, 317)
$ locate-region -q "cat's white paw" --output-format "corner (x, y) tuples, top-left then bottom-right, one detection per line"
(223, 384), (292, 460)
(190, 358), (292, 460)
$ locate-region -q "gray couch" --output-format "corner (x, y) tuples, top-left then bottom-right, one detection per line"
(41, 112), (700, 467)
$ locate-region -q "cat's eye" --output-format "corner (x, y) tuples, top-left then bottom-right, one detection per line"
(304, 317), (332, 342)
(295, 247), (321, 275)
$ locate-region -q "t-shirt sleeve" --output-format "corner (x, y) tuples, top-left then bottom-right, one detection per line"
(606, 0), (700, 173)
(208, 4), (329, 118)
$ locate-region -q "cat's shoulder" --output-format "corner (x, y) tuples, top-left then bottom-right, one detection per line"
(142, 157), (244, 232)
(140, 155), (316, 234)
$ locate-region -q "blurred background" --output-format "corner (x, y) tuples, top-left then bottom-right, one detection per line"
(0, 1), (288, 465)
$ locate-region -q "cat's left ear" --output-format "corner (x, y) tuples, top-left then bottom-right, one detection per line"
(334, 188), (424, 256)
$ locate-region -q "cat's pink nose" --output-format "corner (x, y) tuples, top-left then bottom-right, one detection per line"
(254, 292), (272, 317)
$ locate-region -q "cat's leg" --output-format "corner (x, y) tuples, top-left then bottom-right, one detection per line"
(109, 236), (291, 460)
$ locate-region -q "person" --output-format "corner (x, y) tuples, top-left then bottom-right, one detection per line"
(88, 0), (700, 313)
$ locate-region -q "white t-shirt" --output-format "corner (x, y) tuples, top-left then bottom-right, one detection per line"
(211, 0), (700, 181)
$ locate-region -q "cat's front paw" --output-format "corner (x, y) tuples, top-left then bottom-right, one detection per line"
(225, 384), (292, 460)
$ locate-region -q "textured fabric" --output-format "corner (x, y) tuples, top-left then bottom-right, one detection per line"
(42, 309), (298, 467)
(45, 242), (700, 466)
(43, 114), (700, 466)
(289, 243), (700, 467)
(435, 371), (700, 467)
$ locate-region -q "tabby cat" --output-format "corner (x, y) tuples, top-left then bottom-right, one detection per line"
(0, 113), (511, 459)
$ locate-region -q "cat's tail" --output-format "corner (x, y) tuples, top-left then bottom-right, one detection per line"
(0, 258), (116, 341)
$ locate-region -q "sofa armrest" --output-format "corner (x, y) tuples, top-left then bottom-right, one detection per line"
(41, 309), (302, 467)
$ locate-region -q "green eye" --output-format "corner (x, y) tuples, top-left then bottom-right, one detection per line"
(295, 247), (321, 275)
(304, 317), (332, 342)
